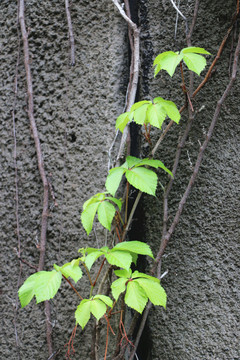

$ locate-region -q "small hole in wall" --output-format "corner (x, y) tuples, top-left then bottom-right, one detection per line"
(69, 132), (77, 143)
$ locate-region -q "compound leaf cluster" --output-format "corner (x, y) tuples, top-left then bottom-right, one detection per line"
(75, 295), (113, 329)
(111, 269), (166, 313)
(81, 192), (122, 235)
(105, 156), (172, 197)
(153, 46), (210, 77)
(80, 240), (154, 270)
(116, 97), (180, 133)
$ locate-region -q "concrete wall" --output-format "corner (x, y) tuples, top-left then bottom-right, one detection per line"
(1, 0), (239, 359)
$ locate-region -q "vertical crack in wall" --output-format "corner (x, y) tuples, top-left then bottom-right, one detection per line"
(127, 1), (153, 359)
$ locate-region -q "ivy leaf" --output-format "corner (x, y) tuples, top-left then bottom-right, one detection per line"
(131, 270), (159, 282)
(75, 300), (91, 329)
(94, 295), (113, 308)
(106, 250), (132, 270)
(132, 103), (150, 125)
(153, 47), (210, 77)
(131, 100), (152, 111)
(134, 278), (167, 308)
(126, 167), (158, 196)
(81, 193), (122, 235)
(105, 197), (122, 211)
(116, 111), (133, 133)
(18, 272), (39, 308)
(134, 158), (173, 177)
(90, 299), (107, 321)
(75, 296), (112, 330)
(57, 259), (83, 283)
(182, 53), (207, 76)
(19, 270), (62, 307)
(125, 281), (148, 313)
(81, 202), (99, 235)
(153, 97), (180, 124)
(113, 241), (154, 258)
(114, 269), (132, 278)
(147, 103), (166, 129)
(34, 270), (62, 303)
(111, 277), (127, 301)
(97, 201), (116, 231)
(84, 250), (104, 270)
(105, 167), (126, 196)
(153, 51), (183, 77)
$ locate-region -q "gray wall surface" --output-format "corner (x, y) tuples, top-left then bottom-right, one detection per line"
(1, 0), (239, 359)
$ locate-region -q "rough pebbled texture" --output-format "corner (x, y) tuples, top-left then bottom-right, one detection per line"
(0, 0), (239, 359)
(139, 0), (240, 359)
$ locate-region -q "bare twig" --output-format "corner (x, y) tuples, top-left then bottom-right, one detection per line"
(19, 0), (52, 354)
(62, 275), (83, 300)
(112, 0), (140, 163)
(155, 32), (240, 266)
(169, 0), (188, 33)
(65, 0), (75, 66)
(12, 4), (22, 358)
(193, 5), (239, 97)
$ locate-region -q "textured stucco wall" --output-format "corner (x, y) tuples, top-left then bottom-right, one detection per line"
(139, 0), (240, 359)
(0, 0), (239, 359)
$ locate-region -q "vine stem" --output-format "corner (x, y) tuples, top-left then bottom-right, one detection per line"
(62, 275), (83, 300)
(65, 0), (75, 66)
(19, 0), (52, 354)
(155, 31), (240, 267)
(129, 32), (240, 360)
(112, 0), (140, 163)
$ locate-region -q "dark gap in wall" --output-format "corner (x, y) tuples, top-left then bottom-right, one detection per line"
(127, 1), (153, 359)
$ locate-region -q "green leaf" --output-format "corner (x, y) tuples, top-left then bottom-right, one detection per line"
(133, 158), (172, 177)
(105, 197), (122, 210)
(133, 104), (150, 125)
(126, 156), (142, 168)
(105, 250), (132, 270)
(125, 281), (148, 313)
(90, 299), (107, 321)
(182, 47), (211, 55)
(105, 167), (126, 196)
(147, 103), (166, 129)
(116, 111), (133, 133)
(182, 53), (207, 76)
(114, 269), (132, 278)
(97, 201), (116, 231)
(111, 277), (127, 301)
(113, 241), (154, 258)
(19, 270), (62, 307)
(131, 271), (160, 282)
(153, 51), (183, 77)
(126, 167), (158, 196)
(59, 259), (83, 283)
(153, 97), (181, 124)
(18, 272), (39, 308)
(130, 100), (151, 111)
(94, 295), (113, 308)
(34, 270), (62, 304)
(85, 250), (104, 270)
(134, 278), (167, 308)
(81, 202), (99, 235)
(75, 300), (91, 329)
(82, 192), (105, 210)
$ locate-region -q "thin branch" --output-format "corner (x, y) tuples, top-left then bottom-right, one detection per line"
(169, 0), (188, 33)
(65, 0), (75, 66)
(155, 30), (240, 267)
(12, 4), (22, 357)
(19, 0), (52, 354)
(62, 275), (83, 300)
(193, 6), (239, 97)
(112, 0), (140, 163)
